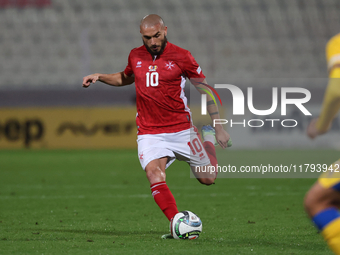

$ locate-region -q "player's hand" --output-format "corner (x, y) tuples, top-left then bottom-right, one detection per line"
(215, 126), (231, 149)
(306, 118), (318, 139)
(307, 118), (320, 139)
(307, 118), (330, 139)
(82, 74), (99, 88)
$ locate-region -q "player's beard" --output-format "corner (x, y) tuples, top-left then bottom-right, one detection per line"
(144, 36), (168, 56)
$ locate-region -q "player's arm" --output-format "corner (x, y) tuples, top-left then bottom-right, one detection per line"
(82, 72), (134, 88)
(307, 68), (340, 139)
(307, 35), (340, 139)
(192, 79), (230, 149)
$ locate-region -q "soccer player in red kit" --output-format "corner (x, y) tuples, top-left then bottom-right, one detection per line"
(82, 14), (231, 238)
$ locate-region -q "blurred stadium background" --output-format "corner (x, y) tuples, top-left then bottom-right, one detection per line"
(0, 0), (339, 149)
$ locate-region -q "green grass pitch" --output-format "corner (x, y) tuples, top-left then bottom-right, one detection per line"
(0, 149), (338, 255)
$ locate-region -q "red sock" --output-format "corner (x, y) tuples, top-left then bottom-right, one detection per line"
(150, 181), (179, 221)
(203, 141), (218, 178)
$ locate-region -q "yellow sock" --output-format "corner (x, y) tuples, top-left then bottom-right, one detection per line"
(322, 218), (340, 254)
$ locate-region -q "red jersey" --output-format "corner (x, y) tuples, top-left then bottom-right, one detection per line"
(124, 42), (205, 135)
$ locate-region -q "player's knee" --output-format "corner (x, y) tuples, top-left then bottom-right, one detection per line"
(145, 166), (166, 183)
(197, 177), (215, 186)
(304, 183), (333, 218)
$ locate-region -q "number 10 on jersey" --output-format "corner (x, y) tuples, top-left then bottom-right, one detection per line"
(146, 72), (159, 87)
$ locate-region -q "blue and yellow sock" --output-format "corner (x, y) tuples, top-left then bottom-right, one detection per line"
(313, 208), (340, 254)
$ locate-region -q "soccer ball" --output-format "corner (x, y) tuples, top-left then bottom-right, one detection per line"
(170, 211), (202, 240)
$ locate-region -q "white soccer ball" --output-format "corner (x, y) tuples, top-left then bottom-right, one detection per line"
(170, 211), (202, 240)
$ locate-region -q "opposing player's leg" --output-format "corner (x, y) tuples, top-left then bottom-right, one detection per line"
(304, 183), (340, 218)
(304, 161), (340, 254)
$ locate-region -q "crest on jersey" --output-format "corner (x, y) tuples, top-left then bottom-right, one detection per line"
(149, 65), (158, 72)
(165, 61), (175, 70)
